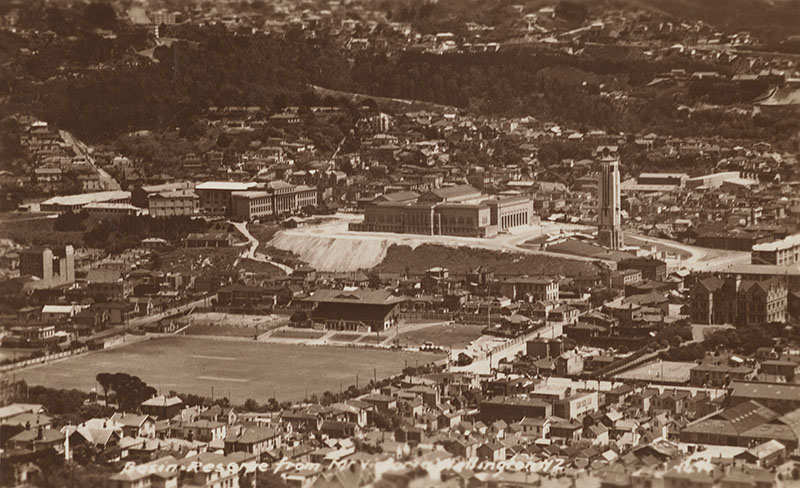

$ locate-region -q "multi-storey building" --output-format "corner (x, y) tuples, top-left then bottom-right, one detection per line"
(132, 182), (193, 208)
(19, 246), (75, 287)
(487, 196), (535, 231)
(689, 276), (787, 325)
(353, 185), (533, 238)
(752, 234), (800, 266)
(737, 279), (788, 325)
(230, 191), (273, 220)
(195, 181), (257, 215)
(498, 276), (559, 302)
(229, 182), (317, 220)
(147, 189), (199, 217)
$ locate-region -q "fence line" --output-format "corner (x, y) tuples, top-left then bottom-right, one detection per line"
(0, 347), (89, 372)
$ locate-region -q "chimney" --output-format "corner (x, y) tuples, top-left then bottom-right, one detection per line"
(37, 426), (44, 441)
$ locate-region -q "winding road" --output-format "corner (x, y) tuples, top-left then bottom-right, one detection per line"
(231, 221), (295, 274)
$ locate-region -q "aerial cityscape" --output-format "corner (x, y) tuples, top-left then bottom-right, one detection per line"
(0, 0), (799, 487)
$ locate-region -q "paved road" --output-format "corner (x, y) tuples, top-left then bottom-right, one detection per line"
(60, 130), (120, 191)
(451, 322), (564, 375)
(128, 295), (215, 328)
(625, 233), (749, 272)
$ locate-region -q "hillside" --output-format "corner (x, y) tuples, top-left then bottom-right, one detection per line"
(374, 244), (603, 277)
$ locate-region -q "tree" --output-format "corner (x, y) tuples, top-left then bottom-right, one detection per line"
(54, 211), (88, 231)
(19, 385), (87, 415)
(290, 311), (308, 323)
(84, 2), (117, 29)
(243, 398), (260, 412)
(96, 372), (113, 406)
(368, 271), (382, 288)
(105, 372), (156, 411)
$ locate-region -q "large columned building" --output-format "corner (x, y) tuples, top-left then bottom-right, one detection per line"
(350, 185), (534, 238)
(597, 157), (623, 250)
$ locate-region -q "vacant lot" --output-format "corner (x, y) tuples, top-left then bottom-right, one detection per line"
(614, 360), (694, 383)
(375, 244), (601, 277)
(18, 336), (443, 402)
(396, 323), (485, 349)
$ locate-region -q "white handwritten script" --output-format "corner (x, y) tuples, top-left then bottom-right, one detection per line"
(121, 456), (566, 477)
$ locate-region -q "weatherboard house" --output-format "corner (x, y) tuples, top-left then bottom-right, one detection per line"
(304, 288), (404, 332)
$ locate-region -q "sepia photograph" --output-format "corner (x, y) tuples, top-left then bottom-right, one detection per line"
(0, 0), (800, 486)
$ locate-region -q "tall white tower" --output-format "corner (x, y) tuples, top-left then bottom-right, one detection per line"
(597, 157), (623, 250)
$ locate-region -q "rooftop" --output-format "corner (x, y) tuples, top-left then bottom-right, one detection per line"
(730, 381), (800, 401)
(307, 288), (405, 305)
(752, 234), (800, 252)
(195, 181), (257, 191)
(41, 190), (130, 207)
(723, 263), (800, 277)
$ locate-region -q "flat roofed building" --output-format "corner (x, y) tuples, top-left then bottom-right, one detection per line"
(752, 234), (800, 266)
(687, 171), (742, 189)
(418, 184), (482, 204)
(371, 191), (420, 204)
(229, 182), (317, 220)
(231, 191), (272, 220)
(267, 181), (317, 215)
(354, 191), (531, 238)
(19, 245), (75, 287)
(132, 181), (193, 208)
(436, 203), (494, 237)
(636, 172), (688, 187)
(480, 396), (553, 423)
(485, 196), (535, 231)
(690, 364), (754, 387)
(195, 181), (257, 215)
(148, 189), (199, 217)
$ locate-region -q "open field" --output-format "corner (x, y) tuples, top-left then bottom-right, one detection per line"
(396, 323), (485, 349)
(614, 360), (694, 383)
(17, 336), (444, 402)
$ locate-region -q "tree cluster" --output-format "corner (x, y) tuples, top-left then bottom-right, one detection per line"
(95, 372), (156, 411)
(83, 214), (209, 253)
